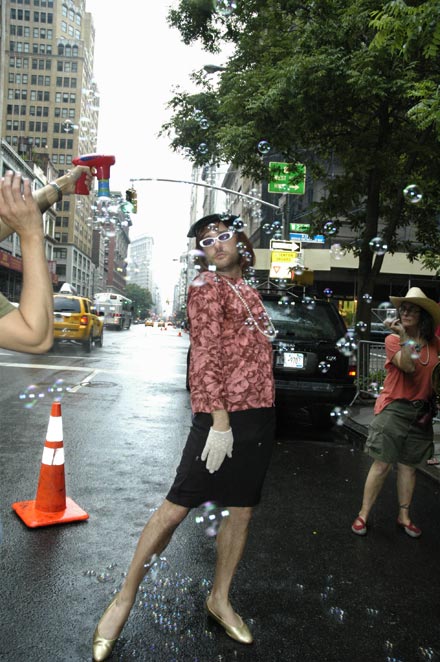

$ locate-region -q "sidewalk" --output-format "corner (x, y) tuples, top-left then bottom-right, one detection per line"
(345, 397), (440, 484)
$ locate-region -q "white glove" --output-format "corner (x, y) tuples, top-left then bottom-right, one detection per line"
(201, 427), (234, 474)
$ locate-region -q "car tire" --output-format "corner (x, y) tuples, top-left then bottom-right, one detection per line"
(95, 329), (103, 348)
(83, 335), (93, 353)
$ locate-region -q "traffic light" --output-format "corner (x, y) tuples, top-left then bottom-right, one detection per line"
(125, 187), (137, 213)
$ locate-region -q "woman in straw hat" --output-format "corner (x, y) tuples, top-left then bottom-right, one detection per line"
(351, 287), (440, 538)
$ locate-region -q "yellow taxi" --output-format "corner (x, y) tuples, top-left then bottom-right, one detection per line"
(53, 290), (104, 352)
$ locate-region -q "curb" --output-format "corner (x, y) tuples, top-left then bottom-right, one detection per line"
(343, 417), (440, 486)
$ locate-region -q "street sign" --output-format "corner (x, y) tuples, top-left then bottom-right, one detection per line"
(269, 250), (301, 279)
(268, 162), (306, 195)
(289, 223), (325, 243)
(290, 232), (325, 244)
(270, 239), (300, 252)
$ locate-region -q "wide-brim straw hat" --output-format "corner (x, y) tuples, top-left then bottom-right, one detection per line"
(389, 287), (440, 327)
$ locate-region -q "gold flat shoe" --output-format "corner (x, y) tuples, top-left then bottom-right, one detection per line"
(93, 593), (120, 661)
(205, 600), (253, 644)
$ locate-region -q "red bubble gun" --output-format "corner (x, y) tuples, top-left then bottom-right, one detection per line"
(72, 154), (116, 198)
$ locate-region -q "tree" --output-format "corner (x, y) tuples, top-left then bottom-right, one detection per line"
(125, 283), (153, 319)
(163, 0), (440, 329)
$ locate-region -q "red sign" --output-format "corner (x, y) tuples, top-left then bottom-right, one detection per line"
(0, 249), (58, 283)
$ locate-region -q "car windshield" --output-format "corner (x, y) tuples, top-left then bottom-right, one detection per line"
(54, 297), (81, 313)
(262, 299), (343, 341)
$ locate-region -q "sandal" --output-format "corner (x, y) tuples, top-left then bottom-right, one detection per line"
(397, 519), (421, 538)
(351, 515), (367, 536)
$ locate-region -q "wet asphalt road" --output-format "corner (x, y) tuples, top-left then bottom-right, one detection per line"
(0, 325), (440, 662)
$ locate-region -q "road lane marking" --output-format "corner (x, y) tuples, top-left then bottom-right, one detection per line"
(0, 362), (186, 380)
(68, 369), (100, 392)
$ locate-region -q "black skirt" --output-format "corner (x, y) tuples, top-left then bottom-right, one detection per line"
(166, 407), (276, 509)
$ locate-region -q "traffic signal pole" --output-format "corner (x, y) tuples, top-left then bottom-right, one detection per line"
(129, 177), (281, 211)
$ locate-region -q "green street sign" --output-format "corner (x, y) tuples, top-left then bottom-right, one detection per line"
(290, 223), (310, 233)
(268, 162), (306, 195)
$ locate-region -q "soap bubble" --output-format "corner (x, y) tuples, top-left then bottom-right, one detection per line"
(330, 243), (344, 260)
(330, 407), (350, 426)
(215, 0), (237, 16)
(195, 501), (229, 537)
(302, 296), (315, 310)
(318, 361), (331, 374)
(362, 293), (373, 304)
(368, 382), (382, 398)
(198, 143), (209, 155)
(231, 217), (246, 232)
(257, 140), (271, 155)
(96, 572), (114, 583)
(323, 288), (333, 298)
(369, 236), (388, 255)
(323, 221), (338, 236)
(199, 118), (209, 130)
(336, 334), (357, 357)
(355, 321), (367, 333)
(418, 646), (439, 661)
(262, 223), (272, 235)
(403, 184), (423, 204)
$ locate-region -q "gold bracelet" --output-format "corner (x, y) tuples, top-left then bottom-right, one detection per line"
(49, 182), (63, 202)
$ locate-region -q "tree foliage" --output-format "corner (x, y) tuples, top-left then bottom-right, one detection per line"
(163, 0), (440, 321)
(125, 283), (153, 318)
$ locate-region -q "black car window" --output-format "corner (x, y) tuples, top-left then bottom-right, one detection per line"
(53, 297), (81, 313)
(262, 300), (343, 341)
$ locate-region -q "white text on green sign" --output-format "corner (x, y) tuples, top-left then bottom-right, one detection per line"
(268, 162), (306, 195)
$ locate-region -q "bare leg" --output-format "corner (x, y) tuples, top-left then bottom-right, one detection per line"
(358, 460), (392, 521)
(97, 499), (189, 640)
(207, 506), (253, 627)
(396, 463), (417, 524)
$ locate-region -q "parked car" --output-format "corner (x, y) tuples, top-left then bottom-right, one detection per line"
(144, 319), (154, 327)
(53, 293), (104, 352)
(185, 289), (356, 428)
(262, 292), (356, 427)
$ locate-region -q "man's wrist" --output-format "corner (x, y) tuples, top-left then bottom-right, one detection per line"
(211, 408), (230, 431)
(49, 182), (63, 202)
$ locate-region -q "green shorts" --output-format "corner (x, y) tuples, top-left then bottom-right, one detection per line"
(365, 400), (434, 467)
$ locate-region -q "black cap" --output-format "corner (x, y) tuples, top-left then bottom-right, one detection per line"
(187, 213), (239, 238)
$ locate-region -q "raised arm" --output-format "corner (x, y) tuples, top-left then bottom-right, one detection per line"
(0, 165), (93, 241)
(0, 171), (53, 353)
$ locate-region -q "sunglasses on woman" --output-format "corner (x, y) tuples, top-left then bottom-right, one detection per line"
(199, 230), (235, 248)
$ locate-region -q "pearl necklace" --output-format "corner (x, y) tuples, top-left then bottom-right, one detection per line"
(402, 338), (430, 365)
(221, 277), (277, 340)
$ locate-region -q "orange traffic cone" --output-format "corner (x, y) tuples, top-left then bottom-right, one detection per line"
(12, 402), (89, 528)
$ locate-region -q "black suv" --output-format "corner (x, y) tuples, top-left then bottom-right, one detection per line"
(261, 291), (356, 428)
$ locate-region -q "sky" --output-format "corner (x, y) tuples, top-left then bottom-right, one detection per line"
(84, 1), (229, 304)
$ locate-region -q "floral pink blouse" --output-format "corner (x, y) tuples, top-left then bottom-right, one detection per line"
(187, 270), (275, 414)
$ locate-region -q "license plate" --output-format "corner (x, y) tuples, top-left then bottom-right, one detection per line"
(283, 352), (304, 368)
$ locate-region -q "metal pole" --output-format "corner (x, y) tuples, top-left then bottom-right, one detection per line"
(129, 177), (281, 211)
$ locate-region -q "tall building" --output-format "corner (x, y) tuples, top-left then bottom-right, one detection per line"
(127, 235), (154, 294)
(0, 0), (101, 295)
